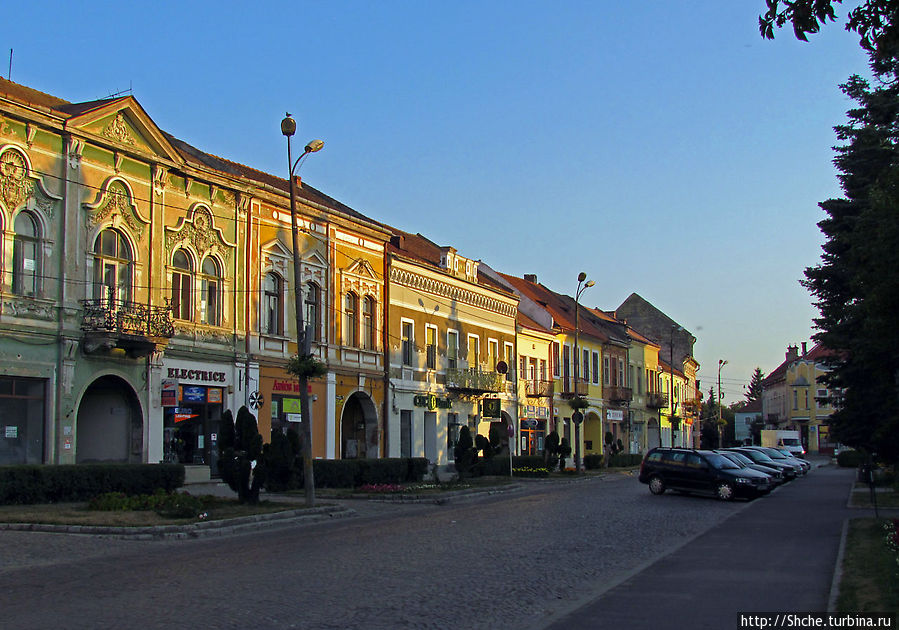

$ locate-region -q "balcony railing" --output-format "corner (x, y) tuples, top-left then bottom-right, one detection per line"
(605, 385), (633, 403)
(445, 367), (505, 394)
(524, 379), (554, 398)
(559, 380), (589, 399)
(646, 392), (669, 409)
(80, 298), (174, 357)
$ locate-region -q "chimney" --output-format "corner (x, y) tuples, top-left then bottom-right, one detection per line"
(801, 341), (808, 356)
(786, 345), (799, 362)
(524, 274), (537, 283)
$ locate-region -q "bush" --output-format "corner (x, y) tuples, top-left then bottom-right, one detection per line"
(88, 489), (205, 519)
(0, 464), (184, 505)
(512, 467), (549, 478)
(295, 457), (430, 489)
(606, 453), (643, 468)
(837, 449), (865, 468)
(583, 454), (604, 469)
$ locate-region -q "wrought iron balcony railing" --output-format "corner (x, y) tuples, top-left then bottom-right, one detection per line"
(559, 380), (589, 399)
(605, 385), (633, 403)
(445, 367), (504, 394)
(524, 379), (554, 398)
(80, 299), (174, 357)
(646, 392), (669, 409)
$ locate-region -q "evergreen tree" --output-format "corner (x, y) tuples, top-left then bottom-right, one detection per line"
(744, 368), (765, 406)
(217, 406), (266, 503)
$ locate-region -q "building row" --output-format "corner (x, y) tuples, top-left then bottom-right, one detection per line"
(0, 78), (700, 475)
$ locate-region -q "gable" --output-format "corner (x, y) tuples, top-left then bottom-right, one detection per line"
(64, 97), (183, 165)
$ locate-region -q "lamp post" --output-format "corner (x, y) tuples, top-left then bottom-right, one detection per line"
(281, 113), (323, 508)
(718, 359), (728, 448)
(573, 272), (594, 472)
(669, 325), (683, 447)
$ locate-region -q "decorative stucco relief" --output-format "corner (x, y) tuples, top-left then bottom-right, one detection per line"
(83, 179), (148, 241)
(102, 112), (137, 146)
(0, 147), (60, 220)
(390, 267), (516, 318)
(164, 203), (236, 266)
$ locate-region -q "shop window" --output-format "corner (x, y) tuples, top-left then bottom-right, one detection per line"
(263, 273), (283, 336)
(171, 249), (193, 321)
(0, 376), (45, 465)
(400, 410), (412, 457)
(12, 211), (40, 296)
(92, 228), (133, 305)
(200, 256), (221, 326)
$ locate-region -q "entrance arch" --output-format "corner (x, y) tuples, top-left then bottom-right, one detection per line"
(340, 391), (379, 459)
(583, 410), (602, 456)
(76, 375), (143, 463)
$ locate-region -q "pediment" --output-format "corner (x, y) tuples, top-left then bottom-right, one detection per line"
(303, 250), (327, 268)
(261, 238), (292, 260)
(345, 258), (378, 279)
(65, 97), (183, 165)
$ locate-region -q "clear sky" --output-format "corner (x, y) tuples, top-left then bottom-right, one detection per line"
(2, 1), (870, 403)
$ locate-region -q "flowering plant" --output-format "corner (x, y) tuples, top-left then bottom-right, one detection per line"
(358, 483), (403, 493)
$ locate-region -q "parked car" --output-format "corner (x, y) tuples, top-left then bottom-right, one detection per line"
(727, 447), (798, 480)
(638, 447), (772, 501)
(744, 446), (807, 476)
(772, 447), (812, 473)
(715, 450), (785, 486)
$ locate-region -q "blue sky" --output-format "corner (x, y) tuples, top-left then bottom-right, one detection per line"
(3, 1), (869, 403)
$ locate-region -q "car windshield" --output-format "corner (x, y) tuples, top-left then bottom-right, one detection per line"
(776, 448), (794, 458)
(706, 453), (739, 470)
(739, 449), (775, 463)
(780, 438), (801, 446)
(727, 451), (754, 465)
(760, 448), (788, 459)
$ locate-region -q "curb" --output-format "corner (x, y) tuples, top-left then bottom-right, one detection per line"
(319, 483), (526, 505)
(828, 518), (850, 612)
(0, 504), (357, 540)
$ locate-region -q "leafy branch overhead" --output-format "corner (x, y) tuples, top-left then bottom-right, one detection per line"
(287, 353), (327, 380)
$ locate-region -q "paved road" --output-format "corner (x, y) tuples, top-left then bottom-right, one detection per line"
(0, 462), (855, 629)
(541, 462), (858, 630)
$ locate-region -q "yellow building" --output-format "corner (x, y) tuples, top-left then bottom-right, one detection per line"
(386, 232), (518, 469)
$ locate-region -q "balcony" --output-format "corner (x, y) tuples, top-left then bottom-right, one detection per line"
(80, 298), (174, 358)
(646, 392), (669, 409)
(445, 367), (504, 395)
(559, 380), (589, 399)
(524, 379), (554, 398)
(605, 385), (633, 404)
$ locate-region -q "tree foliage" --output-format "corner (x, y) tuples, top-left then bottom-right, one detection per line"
(744, 367), (766, 406)
(217, 406), (266, 504)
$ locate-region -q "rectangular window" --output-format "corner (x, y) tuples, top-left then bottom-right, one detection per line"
(562, 345), (571, 391)
(618, 359), (625, 386)
(0, 376), (45, 465)
(603, 355), (611, 386)
(803, 389), (809, 410)
(520, 356), (528, 381)
(582, 349), (590, 384)
(468, 335), (480, 368)
(488, 339), (499, 371)
(637, 368), (643, 394)
(817, 388), (828, 408)
(400, 410), (412, 458)
(552, 342), (561, 377)
(793, 389), (798, 410)
(447, 413), (460, 461)
(402, 321), (414, 366)
(539, 359), (546, 381)
(592, 352), (599, 385)
(447, 330), (459, 369)
(426, 325), (437, 370)
(505, 342), (515, 381)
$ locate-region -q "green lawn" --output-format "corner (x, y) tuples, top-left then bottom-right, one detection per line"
(836, 517), (899, 622)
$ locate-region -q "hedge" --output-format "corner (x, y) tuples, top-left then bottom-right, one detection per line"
(296, 457), (429, 489)
(837, 449), (866, 468)
(0, 464), (185, 505)
(607, 453), (643, 468)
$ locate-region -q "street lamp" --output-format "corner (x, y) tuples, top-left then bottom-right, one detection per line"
(669, 325), (683, 447)
(573, 272), (594, 472)
(281, 112), (323, 508)
(718, 359), (728, 448)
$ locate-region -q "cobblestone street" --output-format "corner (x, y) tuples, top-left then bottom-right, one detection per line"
(0, 472), (758, 629)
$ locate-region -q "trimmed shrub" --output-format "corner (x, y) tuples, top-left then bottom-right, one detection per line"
(295, 457), (431, 489)
(583, 454), (604, 470)
(0, 464), (184, 505)
(606, 453), (643, 467)
(837, 449), (865, 468)
(88, 489), (205, 519)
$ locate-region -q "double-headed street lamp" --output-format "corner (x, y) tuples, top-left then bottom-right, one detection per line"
(572, 272), (594, 472)
(281, 113), (323, 507)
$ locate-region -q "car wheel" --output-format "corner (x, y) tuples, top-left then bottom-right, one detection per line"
(649, 476), (666, 495)
(715, 482), (735, 501)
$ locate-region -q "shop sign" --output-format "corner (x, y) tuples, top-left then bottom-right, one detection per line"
(207, 388), (223, 404)
(521, 419), (538, 430)
(182, 386), (206, 403)
(174, 408), (198, 423)
(526, 405), (536, 415)
(607, 409), (624, 421)
(5, 425), (17, 438)
(167, 367), (227, 383)
(413, 393), (452, 410)
(536, 407), (549, 418)
(161, 380), (177, 407)
(287, 413), (303, 423)
(483, 398), (501, 418)
(273, 379), (301, 393)
(282, 398), (301, 414)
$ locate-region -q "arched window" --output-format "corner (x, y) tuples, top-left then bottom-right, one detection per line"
(362, 296), (376, 350)
(305, 282), (320, 342)
(171, 249), (193, 321)
(263, 273), (283, 336)
(12, 212), (40, 296)
(200, 256), (221, 326)
(92, 228), (132, 305)
(344, 292), (358, 347)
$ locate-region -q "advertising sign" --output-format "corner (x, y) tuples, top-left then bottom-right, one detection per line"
(161, 380), (177, 407)
(182, 386), (206, 403)
(282, 398), (301, 414)
(207, 388), (223, 404)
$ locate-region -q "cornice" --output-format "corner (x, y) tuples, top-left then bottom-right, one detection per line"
(390, 265), (517, 319)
